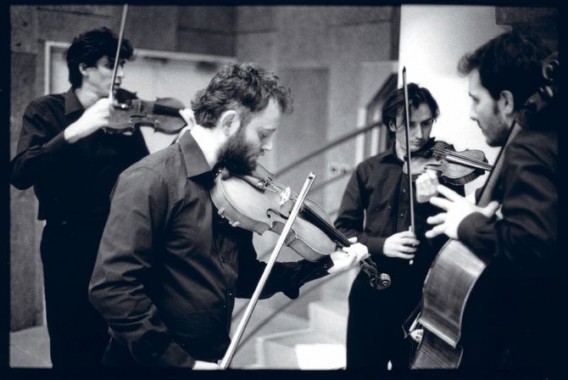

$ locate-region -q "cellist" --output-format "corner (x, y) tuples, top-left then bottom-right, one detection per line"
(421, 29), (559, 372)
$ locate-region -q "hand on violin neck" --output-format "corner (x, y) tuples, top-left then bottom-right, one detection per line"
(328, 240), (370, 275)
(64, 97), (112, 143)
(425, 184), (500, 239)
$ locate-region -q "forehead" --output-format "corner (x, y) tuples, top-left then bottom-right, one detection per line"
(396, 102), (433, 121)
(246, 98), (282, 129)
(468, 70), (486, 94)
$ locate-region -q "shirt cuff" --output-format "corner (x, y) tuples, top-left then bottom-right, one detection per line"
(282, 256), (334, 299)
(152, 340), (196, 368)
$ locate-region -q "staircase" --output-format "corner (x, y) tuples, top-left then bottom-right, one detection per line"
(229, 266), (356, 369)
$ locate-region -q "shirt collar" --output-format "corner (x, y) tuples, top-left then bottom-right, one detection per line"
(377, 142), (401, 164)
(178, 131), (214, 179)
(64, 88), (84, 117)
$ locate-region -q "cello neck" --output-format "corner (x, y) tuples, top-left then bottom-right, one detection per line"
(476, 121), (521, 206)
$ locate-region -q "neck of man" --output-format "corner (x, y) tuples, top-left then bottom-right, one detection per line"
(75, 84), (103, 109)
(395, 142), (407, 162)
(190, 124), (226, 169)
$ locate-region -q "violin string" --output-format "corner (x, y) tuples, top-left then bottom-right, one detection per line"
(433, 148), (492, 170)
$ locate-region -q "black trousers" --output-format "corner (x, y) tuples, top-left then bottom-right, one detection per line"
(346, 271), (421, 373)
(40, 221), (109, 368)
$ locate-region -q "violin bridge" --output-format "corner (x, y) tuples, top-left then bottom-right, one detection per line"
(279, 187), (291, 206)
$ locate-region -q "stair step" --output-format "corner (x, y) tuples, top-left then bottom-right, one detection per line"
(308, 300), (348, 344)
(256, 329), (345, 369)
(229, 301), (309, 369)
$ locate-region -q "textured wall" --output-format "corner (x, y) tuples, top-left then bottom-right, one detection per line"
(235, 6), (398, 212)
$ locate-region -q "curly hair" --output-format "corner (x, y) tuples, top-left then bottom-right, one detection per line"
(381, 83), (440, 129)
(66, 27), (134, 89)
(191, 63), (293, 129)
(457, 28), (551, 110)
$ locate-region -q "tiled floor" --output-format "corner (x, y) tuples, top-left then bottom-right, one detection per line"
(10, 325), (52, 368)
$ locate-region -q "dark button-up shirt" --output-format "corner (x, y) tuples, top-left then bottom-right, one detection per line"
(9, 89), (149, 223)
(89, 131), (331, 367)
(334, 143), (464, 286)
(457, 111), (559, 368)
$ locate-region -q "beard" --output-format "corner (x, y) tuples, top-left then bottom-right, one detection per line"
(216, 128), (259, 176)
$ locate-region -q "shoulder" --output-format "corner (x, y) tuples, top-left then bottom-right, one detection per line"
(124, 145), (180, 179)
(25, 93), (65, 114)
(507, 128), (557, 166)
(355, 151), (391, 173)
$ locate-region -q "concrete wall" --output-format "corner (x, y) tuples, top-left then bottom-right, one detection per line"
(235, 5), (398, 212)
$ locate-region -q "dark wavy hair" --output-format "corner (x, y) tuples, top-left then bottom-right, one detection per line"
(457, 28), (551, 110)
(66, 27), (134, 89)
(381, 83), (440, 129)
(191, 63), (293, 129)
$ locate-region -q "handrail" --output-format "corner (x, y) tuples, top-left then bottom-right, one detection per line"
(274, 121), (381, 178)
(233, 268), (348, 352)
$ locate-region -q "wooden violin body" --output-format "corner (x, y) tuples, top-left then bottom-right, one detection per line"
(404, 140), (491, 186)
(211, 170), (336, 262)
(106, 88), (187, 135)
(211, 167), (391, 290)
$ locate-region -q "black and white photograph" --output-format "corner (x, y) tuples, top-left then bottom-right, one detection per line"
(2, 1), (561, 379)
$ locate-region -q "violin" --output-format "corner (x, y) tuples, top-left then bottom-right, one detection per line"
(403, 140), (492, 186)
(105, 87), (187, 135)
(210, 166), (391, 291)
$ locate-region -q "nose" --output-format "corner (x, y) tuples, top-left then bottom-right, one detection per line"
(469, 105), (477, 121)
(262, 139), (273, 152)
(116, 65), (125, 80)
(415, 126), (423, 139)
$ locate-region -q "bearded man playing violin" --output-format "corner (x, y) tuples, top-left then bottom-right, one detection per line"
(9, 27), (157, 368)
(334, 83), (465, 373)
(88, 62), (370, 369)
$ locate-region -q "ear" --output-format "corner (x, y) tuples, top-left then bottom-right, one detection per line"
(388, 121), (396, 133)
(498, 90), (515, 117)
(217, 110), (240, 136)
(78, 63), (90, 76)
